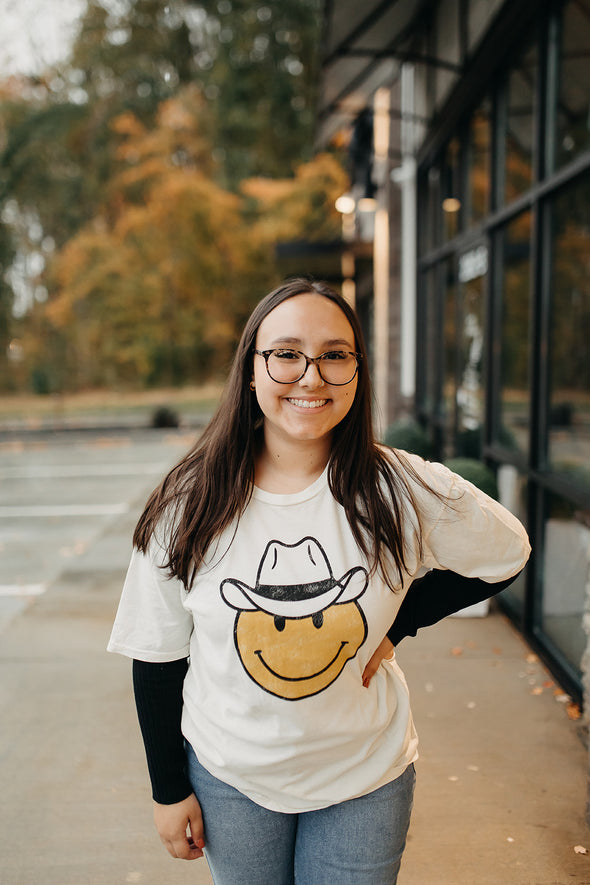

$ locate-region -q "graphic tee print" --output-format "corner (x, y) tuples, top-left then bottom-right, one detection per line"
(221, 537), (368, 699)
(108, 454), (529, 812)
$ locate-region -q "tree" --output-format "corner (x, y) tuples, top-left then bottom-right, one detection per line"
(193, 0), (323, 188)
(241, 153), (349, 245)
(0, 219), (16, 387)
(0, 0), (339, 394)
(29, 90), (274, 390)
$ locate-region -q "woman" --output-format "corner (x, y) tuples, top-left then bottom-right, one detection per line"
(108, 277), (530, 884)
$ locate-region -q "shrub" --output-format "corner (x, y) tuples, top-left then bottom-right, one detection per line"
(151, 406), (180, 429)
(383, 419), (433, 459)
(444, 457), (498, 500)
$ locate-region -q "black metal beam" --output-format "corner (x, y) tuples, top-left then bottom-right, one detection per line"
(318, 0), (434, 122)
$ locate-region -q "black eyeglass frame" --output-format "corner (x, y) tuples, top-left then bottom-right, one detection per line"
(253, 348), (363, 386)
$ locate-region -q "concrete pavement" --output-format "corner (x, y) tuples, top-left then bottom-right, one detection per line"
(1, 434), (589, 883)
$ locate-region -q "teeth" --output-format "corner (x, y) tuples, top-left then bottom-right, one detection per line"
(288, 398), (327, 409)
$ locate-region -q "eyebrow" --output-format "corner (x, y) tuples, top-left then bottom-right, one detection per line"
(268, 337), (354, 349)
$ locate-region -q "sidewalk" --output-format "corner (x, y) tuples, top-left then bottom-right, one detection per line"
(1, 507), (589, 884)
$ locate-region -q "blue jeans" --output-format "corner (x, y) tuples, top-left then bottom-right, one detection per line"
(186, 744), (415, 885)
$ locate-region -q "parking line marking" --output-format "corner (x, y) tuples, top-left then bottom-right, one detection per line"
(0, 463), (169, 479)
(0, 584), (47, 597)
(0, 504), (130, 518)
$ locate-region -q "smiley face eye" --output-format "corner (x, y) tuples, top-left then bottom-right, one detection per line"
(312, 611), (323, 629)
(274, 615), (286, 632)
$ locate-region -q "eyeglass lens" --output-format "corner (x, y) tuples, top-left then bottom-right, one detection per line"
(266, 350), (358, 385)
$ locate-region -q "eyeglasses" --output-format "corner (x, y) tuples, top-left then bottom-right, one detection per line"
(254, 348), (362, 386)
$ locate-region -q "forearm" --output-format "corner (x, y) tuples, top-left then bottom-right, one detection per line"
(132, 658), (193, 804)
(387, 569), (522, 646)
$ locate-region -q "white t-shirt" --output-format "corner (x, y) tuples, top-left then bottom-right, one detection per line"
(108, 452), (530, 812)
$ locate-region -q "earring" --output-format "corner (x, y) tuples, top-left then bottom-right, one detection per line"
(249, 381), (256, 391)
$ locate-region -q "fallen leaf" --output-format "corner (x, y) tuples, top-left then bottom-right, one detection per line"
(531, 686), (543, 695)
(526, 653), (538, 664)
(567, 703), (582, 721)
(574, 845), (588, 855)
(554, 692), (571, 704)
(451, 646), (463, 657)
(543, 680), (555, 689)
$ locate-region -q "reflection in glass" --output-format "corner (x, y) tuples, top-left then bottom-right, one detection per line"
(456, 254), (485, 457)
(496, 465), (528, 617)
(425, 165), (440, 251)
(422, 268), (439, 416)
(441, 137), (461, 241)
(468, 100), (491, 224)
(443, 258), (457, 459)
(548, 170), (590, 493)
(504, 44), (536, 203)
(554, 0), (590, 170)
(498, 212), (531, 455)
(541, 491), (589, 676)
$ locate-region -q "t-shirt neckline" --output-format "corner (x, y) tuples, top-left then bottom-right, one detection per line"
(252, 464), (329, 505)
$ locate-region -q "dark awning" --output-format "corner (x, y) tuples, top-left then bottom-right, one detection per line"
(315, 0), (459, 151)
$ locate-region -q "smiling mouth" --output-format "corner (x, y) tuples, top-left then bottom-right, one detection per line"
(286, 398), (328, 409)
(254, 642), (347, 681)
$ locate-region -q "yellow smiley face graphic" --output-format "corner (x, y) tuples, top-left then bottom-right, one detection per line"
(220, 537), (369, 700)
(233, 601), (367, 700)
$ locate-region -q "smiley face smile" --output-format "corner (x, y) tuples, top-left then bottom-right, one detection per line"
(232, 603), (367, 699)
(254, 641), (348, 682)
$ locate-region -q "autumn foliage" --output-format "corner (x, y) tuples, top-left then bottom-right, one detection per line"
(1, 0), (346, 394)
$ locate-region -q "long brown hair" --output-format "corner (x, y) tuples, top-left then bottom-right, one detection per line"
(134, 277), (428, 591)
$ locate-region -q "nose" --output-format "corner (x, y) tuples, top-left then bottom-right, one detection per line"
(299, 358), (324, 387)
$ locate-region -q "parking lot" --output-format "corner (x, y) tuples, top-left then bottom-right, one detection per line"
(0, 428), (197, 630)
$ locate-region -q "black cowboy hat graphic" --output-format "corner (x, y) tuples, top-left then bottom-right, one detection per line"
(220, 537), (368, 619)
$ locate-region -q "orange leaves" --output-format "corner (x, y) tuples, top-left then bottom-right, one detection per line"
(241, 152), (350, 245)
(23, 80), (348, 390)
(45, 143), (269, 386)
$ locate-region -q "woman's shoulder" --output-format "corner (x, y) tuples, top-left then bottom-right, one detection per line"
(376, 444), (456, 494)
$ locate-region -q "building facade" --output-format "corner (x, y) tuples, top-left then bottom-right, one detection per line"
(318, 0), (590, 706)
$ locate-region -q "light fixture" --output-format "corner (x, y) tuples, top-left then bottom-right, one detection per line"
(335, 194), (356, 214)
(442, 197), (461, 213)
(357, 197), (377, 212)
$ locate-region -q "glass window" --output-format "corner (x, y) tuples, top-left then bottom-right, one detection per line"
(496, 465), (529, 618)
(442, 257), (457, 458)
(548, 170), (590, 496)
(456, 245), (487, 457)
(554, 0), (590, 170)
(503, 45), (537, 203)
(467, 100), (491, 224)
(424, 165), (441, 252)
(541, 490), (589, 677)
(441, 137), (462, 241)
(422, 267), (440, 416)
(498, 211), (531, 456)
(468, 0), (504, 52)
